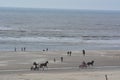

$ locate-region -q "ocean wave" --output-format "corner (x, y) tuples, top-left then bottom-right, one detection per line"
(86, 40), (120, 44)
(82, 36), (120, 40)
(0, 37), (83, 43)
(0, 36), (120, 44)
(0, 27), (13, 30)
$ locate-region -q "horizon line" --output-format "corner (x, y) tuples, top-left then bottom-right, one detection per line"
(0, 6), (120, 12)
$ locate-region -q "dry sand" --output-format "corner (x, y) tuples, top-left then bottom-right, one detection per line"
(0, 70), (120, 80)
(0, 50), (120, 80)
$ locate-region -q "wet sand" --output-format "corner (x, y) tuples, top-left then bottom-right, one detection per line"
(0, 50), (120, 79)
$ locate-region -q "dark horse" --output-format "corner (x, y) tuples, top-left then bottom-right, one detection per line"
(39, 61), (49, 70)
(87, 60), (94, 67)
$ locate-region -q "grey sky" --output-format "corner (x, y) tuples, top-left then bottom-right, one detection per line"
(0, 0), (120, 10)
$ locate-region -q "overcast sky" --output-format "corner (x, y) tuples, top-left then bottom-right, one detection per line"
(0, 0), (120, 10)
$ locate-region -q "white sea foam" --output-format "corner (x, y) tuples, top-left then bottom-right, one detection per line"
(0, 27), (12, 30)
(0, 37), (83, 43)
(86, 40), (120, 44)
(0, 36), (120, 45)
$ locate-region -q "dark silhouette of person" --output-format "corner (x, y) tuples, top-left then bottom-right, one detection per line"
(33, 62), (38, 69)
(61, 57), (63, 62)
(69, 51), (72, 56)
(14, 47), (16, 52)
(67, 51), (69, 56)
(21, 47), (23, 51)
(54, 58), (56, 62)
(46, 48), (48, 51)
(82, 61), (86, 66)
(82, 50), (85, 56)
(24, 47), (26, 52)
(67, 51), (72, 56)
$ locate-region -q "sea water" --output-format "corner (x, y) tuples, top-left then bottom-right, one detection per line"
(0, 7), (120, 51)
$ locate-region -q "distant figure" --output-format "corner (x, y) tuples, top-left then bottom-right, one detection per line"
(67, 51), (72, 56)
(24, 47), (26, 52)
(79, 61), (87, 69)
(31, 62), (39, 70)
(21, 47), (23, 51)
(67, 51), (69, 55)
(54, 58), (56, 62)
(33, 62), (38, 67)
(46, 48), (48, 51)
(60, 57), (63, 62)
(14, 47), (16, 52)
(82, 50), (85, 56)
(82, 61), (86, 65)
(69, 51), (72, 56)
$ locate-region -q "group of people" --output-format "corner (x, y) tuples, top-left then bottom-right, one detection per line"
(14, 47), (26, 52)
(43, 48), (48, 51)
(67, 51), (72, 56)
(67, 50), (85, 56)
(53, 50), (86, 63)
(53, 57), (63, 62)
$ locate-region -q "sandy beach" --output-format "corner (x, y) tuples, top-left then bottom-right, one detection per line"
(0, 50), (120, 80)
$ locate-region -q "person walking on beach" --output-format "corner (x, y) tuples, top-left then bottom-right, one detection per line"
(82, 50), (85, 56)
(67, 51), (69, 56)
(60, 57), (63, 62)
(69, 51), (72, 56)
(24, 47), (26, 52)
(46, 48), (48, 51)
(14, 47), (16, 52)
(21, 47), (23, 51)
(67, 51), (72, 56)
(54, 58), (56, 62)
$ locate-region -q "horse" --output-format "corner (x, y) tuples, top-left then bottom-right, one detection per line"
(31, 62), (39, 71)
(87, 60), (94, 67)
(39, 61), (49, 70)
